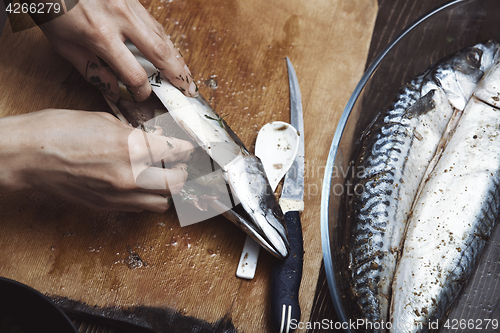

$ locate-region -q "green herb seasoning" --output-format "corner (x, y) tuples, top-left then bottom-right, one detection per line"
(204, 114), (229, 128)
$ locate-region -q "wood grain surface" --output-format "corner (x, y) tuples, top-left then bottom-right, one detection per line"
(0, 0), (377, 332)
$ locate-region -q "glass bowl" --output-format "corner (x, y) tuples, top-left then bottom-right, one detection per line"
(0, 277), (77, 333)
(321, 0), (500, 331)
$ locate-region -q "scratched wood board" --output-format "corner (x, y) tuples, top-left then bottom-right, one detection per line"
(0, 0), (377, 331)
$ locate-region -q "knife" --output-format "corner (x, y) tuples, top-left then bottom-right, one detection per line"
(269, 57), (305, 333)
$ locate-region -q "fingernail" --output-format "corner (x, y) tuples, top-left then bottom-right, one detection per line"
(118, 81), (135, 101)
(183, 64), (198, 97)
(188, 81), (198, 97)
(184, 64), (191, 76)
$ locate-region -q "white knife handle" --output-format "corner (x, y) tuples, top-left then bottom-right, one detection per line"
(279, 198), (304, 214)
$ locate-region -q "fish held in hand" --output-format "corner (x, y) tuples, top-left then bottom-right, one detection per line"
(105, 42), (290, 259)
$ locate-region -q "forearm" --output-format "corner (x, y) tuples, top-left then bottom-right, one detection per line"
(0, 114), (32, 192)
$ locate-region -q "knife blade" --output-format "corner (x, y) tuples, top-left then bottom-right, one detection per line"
(269, 57), (304, 333)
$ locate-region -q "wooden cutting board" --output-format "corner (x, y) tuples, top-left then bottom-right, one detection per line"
(0, 0), (377, 331)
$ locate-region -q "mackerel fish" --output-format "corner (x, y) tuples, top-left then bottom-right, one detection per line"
(390, 52), (500, 332)
(105, 42), (290, 260)
(346, 40), (499, 330)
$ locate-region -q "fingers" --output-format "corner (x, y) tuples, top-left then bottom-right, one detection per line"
(128, 129), (193, 195)
(42, 0), (197, 100)
(125, 0), (198, 97)
(129, 129), (194, 169)
(92, 39), (152, 102)
(95, 192), (173, 213)
(146, 135), (195, 164)
(112, 160), (188, 212)
(52, 42), (121, 102)
(84, 0), (197, 100)
(135, 162), (189, 195)
(130, 193), (173, 213)
(129, 32), (198, 97)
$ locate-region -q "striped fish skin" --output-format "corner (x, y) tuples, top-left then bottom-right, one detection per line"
(347, 41), (499, 330)
(390, 56), (500, 333)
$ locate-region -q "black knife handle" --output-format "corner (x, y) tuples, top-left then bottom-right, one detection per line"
(270, 210), (304, 333)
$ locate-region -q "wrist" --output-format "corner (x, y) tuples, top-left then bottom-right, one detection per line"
(0, 114), (36, 192)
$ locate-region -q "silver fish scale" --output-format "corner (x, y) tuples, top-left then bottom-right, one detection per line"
(346, 41), (500, 330)
(388, 49), (500, 332)
(434, 183), (500, 319)
(383, 77), (424, 123)
(391, 132), (500, 331)
(349, 78), (424, 325)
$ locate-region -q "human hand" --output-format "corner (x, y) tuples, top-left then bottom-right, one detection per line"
(38, 0), (198, 102)
(0, 109), (195, 213)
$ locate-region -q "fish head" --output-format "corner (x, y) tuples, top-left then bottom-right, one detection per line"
(225, 155), (290, 258)
(422, 40), (500, 111)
